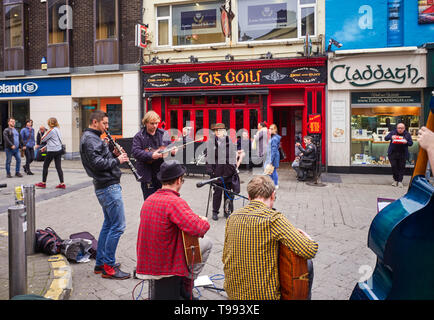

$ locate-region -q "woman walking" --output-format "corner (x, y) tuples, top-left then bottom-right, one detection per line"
(264, 124), (281, 189)
(35, 117), (65, 189)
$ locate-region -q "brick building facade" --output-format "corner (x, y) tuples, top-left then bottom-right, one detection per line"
(0, 0), (143, 157)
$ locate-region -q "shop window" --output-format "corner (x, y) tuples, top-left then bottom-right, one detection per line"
(234, 96), (246, 104)
(156, 1), (226, 47)
(95, 0), (119, 66)
(248, 95), (260, 104)
(238, 0), (316, 43)
(181, 96), (193, 105)
(207, 96), (218, 104)
(11, 100), (29, 130)
(236, 110), (244, 133)
(249, 109), (259, 135)
(195, 96), (206, 105)
(195, 110), (204, 139)
(170, 110), (179, 131)
(350, 106), (420, 166)
(3, 1), (28, 72)
(209, 109), (217, 128)
(222, 110), (230, 130)
(106, 104), (122, 135)
(183, 110), (191, 127)
(169, 97), (180, 105)
(221, 96), (232, 104)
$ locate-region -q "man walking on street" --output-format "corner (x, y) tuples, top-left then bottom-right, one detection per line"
(20, 119), (36, 175)
(80, 110), (131, 280)
(3, 118), (23, 178)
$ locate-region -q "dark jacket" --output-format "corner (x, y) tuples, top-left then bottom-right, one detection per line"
(80, 128), (121, 190)
(385, 129), (413, 158)
(205, 135), (237, 181)
(297, 142), (317, 161)
(3, 127), (23, 149)
(131, 128), (171, 183)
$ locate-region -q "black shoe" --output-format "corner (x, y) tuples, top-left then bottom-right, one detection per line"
(7, 174), (12, 178)
(23, 166), (28, 174)
(94, 262), (121, 274)
(27, 171), (34, 175)
(212, 212), (219, 221)
(102, 264), (130, 280)
(15, 172), (23, 178)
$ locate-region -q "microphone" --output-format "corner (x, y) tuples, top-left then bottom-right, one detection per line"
(196, 177), (221, 188)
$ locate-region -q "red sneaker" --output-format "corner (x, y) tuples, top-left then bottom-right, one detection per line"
(55, 184), (66, 189)
(35, 182), (46, 189)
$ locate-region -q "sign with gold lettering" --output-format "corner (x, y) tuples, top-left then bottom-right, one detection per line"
(308, 114), (321, 134)
(143, 66), (326, 88)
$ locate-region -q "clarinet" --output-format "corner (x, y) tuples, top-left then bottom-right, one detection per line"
(105, 130), (142, 181)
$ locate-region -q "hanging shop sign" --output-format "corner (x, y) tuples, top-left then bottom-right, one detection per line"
(143, 66), (326, 88)
(308, 114), (322, 134)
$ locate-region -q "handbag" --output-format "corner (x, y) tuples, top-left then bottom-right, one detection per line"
(279, 147), (286, 161)
(264, 163), (274, 175)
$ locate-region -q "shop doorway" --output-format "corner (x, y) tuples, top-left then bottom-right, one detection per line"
(272, 107), (303, 163)
(0, 100), (30, 150)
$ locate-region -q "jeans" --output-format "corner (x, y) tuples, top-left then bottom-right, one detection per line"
(269, 168), (278, 186)
(95, 184), (126, 266)
(5, 147), (21, 175)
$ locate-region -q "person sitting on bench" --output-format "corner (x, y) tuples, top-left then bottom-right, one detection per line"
(295, 136), (317, 181)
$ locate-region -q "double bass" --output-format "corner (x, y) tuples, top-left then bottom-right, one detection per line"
(350, 95), (434, 300)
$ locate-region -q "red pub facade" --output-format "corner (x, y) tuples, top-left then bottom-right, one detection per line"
(142, 57), (327, 164)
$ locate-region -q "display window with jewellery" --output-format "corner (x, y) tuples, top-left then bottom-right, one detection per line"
(350, 105), (421, 167)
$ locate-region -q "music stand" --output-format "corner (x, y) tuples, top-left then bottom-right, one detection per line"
(204, 181), (248, 218)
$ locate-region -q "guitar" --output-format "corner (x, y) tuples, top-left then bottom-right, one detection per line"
(278, 243), (310, 300)
(182, 231), (202, 266)
(350, 94), (434, 300)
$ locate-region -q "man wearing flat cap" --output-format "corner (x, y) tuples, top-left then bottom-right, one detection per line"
(136, 160), (212, 299)
(205, 123), (239, 221)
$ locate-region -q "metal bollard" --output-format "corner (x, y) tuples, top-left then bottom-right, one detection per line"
(8, 205), (27, 299)
(23, 185), (36, 255)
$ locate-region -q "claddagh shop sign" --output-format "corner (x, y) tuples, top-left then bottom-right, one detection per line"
(330, 64), (425, 87)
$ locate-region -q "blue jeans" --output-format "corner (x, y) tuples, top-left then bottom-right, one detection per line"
(95, 184), (126, 266)
(269, 168), (278, 186)
(5, 147), (21, 175)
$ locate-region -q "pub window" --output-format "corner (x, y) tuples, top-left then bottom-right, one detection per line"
(207, 96), (219, 104)
(169, 97), (180, 105)
(248, 95), (260, 104)
(181, 96), (193, 105)
(96, 0), (118, 40)
(194, 96), (206, 105)
(48, 0), (68, 44)
(221, 96), (232, 104)
(234, 95), (246, 104)
(156, 1), (226, 47)
(238, 0), (316, 42)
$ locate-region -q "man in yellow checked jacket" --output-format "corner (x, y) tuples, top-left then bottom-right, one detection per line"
(222, 175), (319, 300)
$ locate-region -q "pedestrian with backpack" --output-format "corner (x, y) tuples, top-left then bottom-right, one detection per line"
(35, 117), (65, 189)
(80, 110), (131, 280)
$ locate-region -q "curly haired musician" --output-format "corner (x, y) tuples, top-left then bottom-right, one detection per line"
(222, 175), (318, 300)
(132, 111), (176, 200)
(136, 160), (212, 299)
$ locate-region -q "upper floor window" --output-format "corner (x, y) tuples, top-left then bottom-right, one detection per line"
(157, 1), (225, 47)
(238, 0), (316, 42)
(4, 3), (23, 48)
(48, 0), (68, 44)
(96, 0), (118, 40)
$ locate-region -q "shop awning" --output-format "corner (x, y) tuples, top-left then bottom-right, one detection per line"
(143, 88), (269, 98)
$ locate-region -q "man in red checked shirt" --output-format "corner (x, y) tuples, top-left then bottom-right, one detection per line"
(136, 160), (212, 299)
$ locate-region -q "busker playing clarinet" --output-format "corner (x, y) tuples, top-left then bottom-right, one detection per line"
(222, 175), (318, 300)
(132, 111), (177, 201)
(80, 110), (131, 280)
(136, 160), (212, 300)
